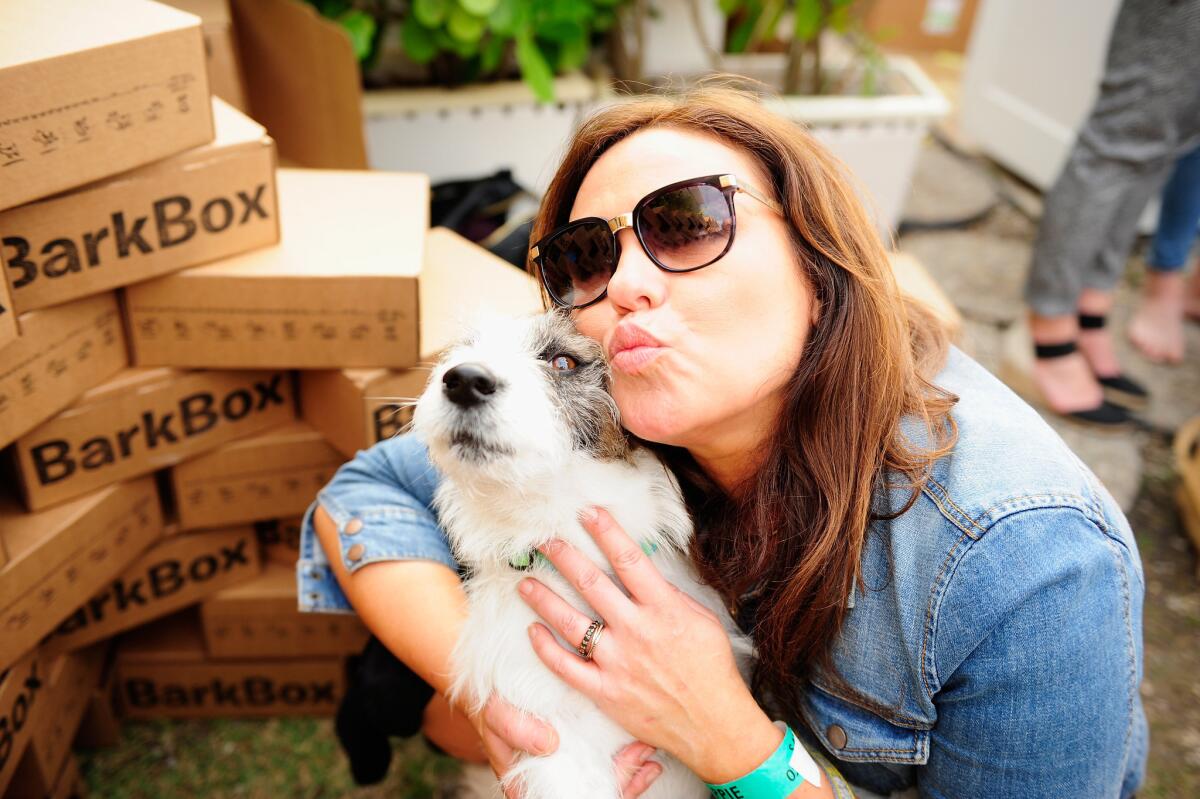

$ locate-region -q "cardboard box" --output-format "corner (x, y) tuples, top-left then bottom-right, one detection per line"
(74, 655), (121, 749)
(0, 478), (163, 673)
(201, 563), (368, 659)
(171, 422), (342, 531)
(8, 645), (105, 798)
(0, 254), (17, 353)
(0, 292), (126, 450)
(0, 0), (214, 211)
(13, 368), (294, 510)
(125, 168), (429, 369)
(255, 517), (303, 566)
(301, 226), (542, 456)
(41, 526), (262, 657)
(229, 0), (367, 168)
(46, 754), (84, 799)
(0, 653), (41, 795)
(1, 97), (277, 314)
(115, 610), (344, 718)
(163, 0), (248, 111)
(865, 0), (981, 53)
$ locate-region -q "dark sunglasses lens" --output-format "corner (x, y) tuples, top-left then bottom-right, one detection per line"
(639, 183), (732, 270)
(539, 221), (615, 307)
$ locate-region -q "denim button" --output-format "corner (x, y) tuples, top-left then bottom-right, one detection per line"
(827, 724), (848, 750)
(344, 518), (364, 535)
(347, 543), (365, 562)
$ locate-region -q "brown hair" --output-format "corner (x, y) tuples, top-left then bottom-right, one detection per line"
(528, 82), (958, 709)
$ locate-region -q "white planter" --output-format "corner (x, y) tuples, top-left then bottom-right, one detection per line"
(362, 73), (613, 195)
(718, 51), (949, 233)
(640, 0), (726, 81)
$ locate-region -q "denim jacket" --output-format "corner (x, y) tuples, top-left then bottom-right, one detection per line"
(298, 347), (1146, 798)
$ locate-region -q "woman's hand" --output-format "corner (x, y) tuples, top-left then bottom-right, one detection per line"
(516, 507), (780, 783)
(468, 693), (665, 798)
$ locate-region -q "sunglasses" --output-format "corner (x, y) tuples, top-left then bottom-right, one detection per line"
(529, 173), (784, 309)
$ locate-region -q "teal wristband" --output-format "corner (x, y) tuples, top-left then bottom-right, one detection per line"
(705, 722), (818, 798)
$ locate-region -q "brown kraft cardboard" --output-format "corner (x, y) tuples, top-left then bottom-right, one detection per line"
(1, 98), (277, 314)
(13, 368), (294, 510)
(7, 645), (106, 798)
(301, 226), (542, 456)
(73, 656), (122, 749)
(0, 292), (126, 450)
(255, 517), (303, 566)
(116, 610), (344, 719)
(46, 753), (84, 799)
(201, 563), (368, 659)
(171, 421), (342, 531)
(162, 0), (249, 111)
(124, 168), (429, 369)
(0, 478), (163, 673)
(41, 526), (262, 657)
(229, 0), (367, 168)
(0, 252), (17, 353)
(0, 653), (41, 795)
(0, 0), (214, 210)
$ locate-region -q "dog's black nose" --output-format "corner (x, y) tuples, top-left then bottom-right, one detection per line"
(442, 363), (498, 408)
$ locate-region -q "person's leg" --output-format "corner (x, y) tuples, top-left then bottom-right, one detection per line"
(1130, 144), (1200, 361)
(1026, 0), (1200, 413)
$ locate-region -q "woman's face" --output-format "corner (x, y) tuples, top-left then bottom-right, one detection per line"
(570, 126), (814, 462)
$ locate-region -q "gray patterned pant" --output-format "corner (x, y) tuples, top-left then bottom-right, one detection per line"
(1024, 0), (1200, 317)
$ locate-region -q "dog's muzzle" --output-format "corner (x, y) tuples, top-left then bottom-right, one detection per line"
(442, 363), (498, 408)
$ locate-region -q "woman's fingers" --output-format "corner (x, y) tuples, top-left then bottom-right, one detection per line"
(623, 762), (663, 798)
(614, 741), (662, 798)
(578, 507), (673, 605)
(483, 694), (559, 756)
(535, 535), (636, 625)
(527, 622), (603, 695)
(518, 577), (609, 662)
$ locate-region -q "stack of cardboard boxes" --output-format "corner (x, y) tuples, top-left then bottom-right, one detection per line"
(0, 1), (542, 794)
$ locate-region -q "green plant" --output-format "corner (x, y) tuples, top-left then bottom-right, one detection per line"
(717, 0), (886, 96)
(306, 0), (627, 101)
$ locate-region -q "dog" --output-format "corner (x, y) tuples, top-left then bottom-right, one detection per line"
(412, 311), (754, 799)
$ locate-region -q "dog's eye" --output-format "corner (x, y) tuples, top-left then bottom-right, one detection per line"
(549, 354), (578, 372)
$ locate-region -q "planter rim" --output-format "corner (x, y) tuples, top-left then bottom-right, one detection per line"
(362, 71), (605, 116)
(722, 53), (950, 124)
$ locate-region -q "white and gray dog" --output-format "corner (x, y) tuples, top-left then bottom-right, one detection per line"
(411, 311), (753, 799)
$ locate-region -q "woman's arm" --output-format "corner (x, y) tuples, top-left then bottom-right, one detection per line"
(306, 434), (659, 795)
(922, 506), (1146, 798)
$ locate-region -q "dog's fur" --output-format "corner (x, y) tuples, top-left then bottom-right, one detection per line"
(412, 311), (753, 799)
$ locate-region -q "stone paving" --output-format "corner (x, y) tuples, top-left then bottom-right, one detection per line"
(897, 136), (1200, 511)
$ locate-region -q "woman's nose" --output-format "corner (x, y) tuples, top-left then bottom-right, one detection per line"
(605, 228), (667, 312)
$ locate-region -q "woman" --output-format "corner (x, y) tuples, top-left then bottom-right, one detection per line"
(299, 86), (1147, 798)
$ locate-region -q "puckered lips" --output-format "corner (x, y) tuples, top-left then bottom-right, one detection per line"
(607, 322), (667, 375)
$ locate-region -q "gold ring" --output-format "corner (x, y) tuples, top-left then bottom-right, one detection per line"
(577, 618), (605, 660)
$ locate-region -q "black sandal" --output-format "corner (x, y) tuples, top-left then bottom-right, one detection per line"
(1078, 314), (1150, 410)
(1034, 340), (1133, 428)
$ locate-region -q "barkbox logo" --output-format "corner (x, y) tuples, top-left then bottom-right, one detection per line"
(28, 374), (288, 486)
(0, 662), (42, 773)
(53, 537), (253, 636)
(123, 675), (336, 710)
(2, 185), (270, 291)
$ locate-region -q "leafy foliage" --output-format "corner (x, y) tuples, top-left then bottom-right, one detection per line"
(305, 0), (627, 102)
(718, 0), (883, 96)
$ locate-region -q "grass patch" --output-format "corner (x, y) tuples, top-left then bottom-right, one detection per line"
(80, 718), (462, 799)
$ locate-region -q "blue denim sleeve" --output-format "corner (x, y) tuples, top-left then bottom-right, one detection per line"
(920, 506), (1147, 799)
(296, 433), (458, 615)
